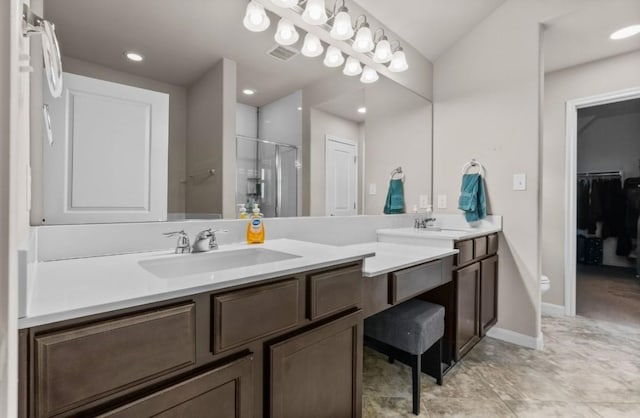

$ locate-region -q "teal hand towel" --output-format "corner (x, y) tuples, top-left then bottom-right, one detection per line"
(458, 173), (487, 222)
(384, 179), (405, 214)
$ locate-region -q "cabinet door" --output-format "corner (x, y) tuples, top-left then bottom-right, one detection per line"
(270, 310), (363, 418)
(454, 263), (480, 361)
(480, 255), (499, 336)
(98, 354), (253, 418)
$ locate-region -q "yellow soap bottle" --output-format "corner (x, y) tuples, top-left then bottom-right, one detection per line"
(246, 205), (265, 244)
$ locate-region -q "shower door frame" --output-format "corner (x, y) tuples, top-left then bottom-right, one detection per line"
(236, 135), (300, 218)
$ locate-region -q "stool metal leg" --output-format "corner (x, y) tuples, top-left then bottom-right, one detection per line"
(412, 354), (421, 415)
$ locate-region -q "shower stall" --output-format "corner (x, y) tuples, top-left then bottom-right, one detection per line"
(236, 136), (300, 218)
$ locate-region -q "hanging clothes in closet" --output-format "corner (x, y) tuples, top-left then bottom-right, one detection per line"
(616, 177), (640, 257)
(577, 175), (624, 237)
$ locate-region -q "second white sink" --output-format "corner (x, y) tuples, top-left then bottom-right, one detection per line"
(139, 248), (300, 279)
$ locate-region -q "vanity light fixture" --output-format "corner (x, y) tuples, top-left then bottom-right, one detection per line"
(274, 18), (299, 45)
(270, 0), (298, 7)
(357, 107), (367, 114)
(352, 16), (374, 53)
(243, 0), (271, 32)
(343, 56), (362, 76)
(329, 0), (354, 41)
(388, 42), (409, 72)
(125, 51), (144, 62)
(301, 33), (324, 57)
(243, 88), (257, 95)
(360, 66), (378, 84)
(302, 0), (328, 26)
(372, 29), (393, 63)
(610, 24), (640, 40)
(323, 45), (345, 67)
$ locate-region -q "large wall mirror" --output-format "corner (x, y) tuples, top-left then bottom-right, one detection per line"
(30, 0), (432, 224)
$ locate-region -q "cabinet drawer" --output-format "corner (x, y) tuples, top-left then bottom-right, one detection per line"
(213, 279), (300, 353)
(389, 258), (452, 305)
(98, 354), (254, 418)
(487, 233), (499, 255)
(474, 236), (487, 259)
(307, 264), (362, 320)
(34, 303), (196, 418)
(454, 240), (474, 267)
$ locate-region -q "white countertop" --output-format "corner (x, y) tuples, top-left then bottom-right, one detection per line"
(344, 242), (458, 277)
(20, 239), (374, 329)
(377, 226), (501, 242)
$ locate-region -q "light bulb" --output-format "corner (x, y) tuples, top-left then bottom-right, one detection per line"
(271, 0), (298, 7)
(360, 66), (378, 84)
(330, 9), (354, 40)
(274, 18), (299, 46)
(301, 33), (324, 57)
(388, 49), (409, 72)
(610, 24), (640, 40)
(243, 1), (270, 33)
(343, 57), (362, 76)
(323, 46), (345, 68)
(373, 39), (393, 63)
(302, 0), (328, 25)
(353, 25), (374, 53)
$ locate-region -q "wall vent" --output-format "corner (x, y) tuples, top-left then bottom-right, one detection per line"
(267, 45), (299, 62)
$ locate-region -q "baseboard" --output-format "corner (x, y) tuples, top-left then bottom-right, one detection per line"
(541, 302), (566, 316)
(486, 327), (544, 350)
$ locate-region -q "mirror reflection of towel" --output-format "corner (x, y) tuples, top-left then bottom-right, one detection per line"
(458, 173), (486, 222)
(384, 179), (405, 214)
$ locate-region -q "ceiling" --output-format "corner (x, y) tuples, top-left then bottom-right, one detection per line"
(544, 0), (640, 72)
(315, 88), (366, 123)
(352, 0), (507, 61)
(45, 0), (341, 107)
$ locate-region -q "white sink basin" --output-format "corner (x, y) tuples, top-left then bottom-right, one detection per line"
(139, 248), (300, 279)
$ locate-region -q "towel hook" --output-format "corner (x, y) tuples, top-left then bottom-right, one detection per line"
(390, 166), (405, 182)
(462, 159), (485, 176)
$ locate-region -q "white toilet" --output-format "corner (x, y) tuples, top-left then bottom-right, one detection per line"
(541, 275), (551, 294)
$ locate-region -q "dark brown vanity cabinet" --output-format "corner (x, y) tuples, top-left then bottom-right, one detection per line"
(19, 261), (364, 418)
(452, 233), (499, 361)
(269, 310), (363, 418)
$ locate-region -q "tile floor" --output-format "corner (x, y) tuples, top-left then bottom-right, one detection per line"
(363, 315), (640, 417)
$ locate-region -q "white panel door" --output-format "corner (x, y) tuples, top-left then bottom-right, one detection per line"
(43, 73), (169, 224)
(325, 136), (358, 216)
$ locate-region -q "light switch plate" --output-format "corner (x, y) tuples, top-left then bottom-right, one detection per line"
(419, 195), (429, 209)
(437, 194), (447, 209)
(513, 173), (527, 191)
(369, 183), (377, 195)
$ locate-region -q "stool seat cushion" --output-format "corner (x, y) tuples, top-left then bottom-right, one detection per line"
(364, 299), (444, 355)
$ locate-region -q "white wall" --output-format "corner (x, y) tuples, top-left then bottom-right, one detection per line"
(309, 108), (362, 216)
(56, 56), (188, 215)
(543, 51), (640, 306)
(186, 58), (237, 218)
(259, 90), (302, 147)
(236, 103), (258, 139)
(364, 78), (432, 215)
(433, 0), (587, 340)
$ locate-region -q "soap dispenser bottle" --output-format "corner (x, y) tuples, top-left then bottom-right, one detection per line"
(238, 203), (247, 219)
(246, 204), (265, 244)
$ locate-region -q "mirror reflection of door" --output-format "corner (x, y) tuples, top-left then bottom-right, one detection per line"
(325, 136), (358, 217)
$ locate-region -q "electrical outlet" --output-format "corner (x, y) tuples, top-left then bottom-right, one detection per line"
(369, 183), (377, 195)
(513, 174), (527, 191)
(419, 195), (429, 209)
(437, 194), (447, 209)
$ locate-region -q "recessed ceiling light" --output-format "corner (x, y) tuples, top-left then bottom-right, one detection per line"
(125, 51), (144, 62)
(357, 107), (367, 114)
(297, 106), (302, 111)
(243, 89), (257, 96)
(610, 24), (640, 40)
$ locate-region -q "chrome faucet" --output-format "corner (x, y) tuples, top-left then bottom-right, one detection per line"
(414, 217), (437, 229)
(192, 229), (228, 253)
(163, 230), (190, 254)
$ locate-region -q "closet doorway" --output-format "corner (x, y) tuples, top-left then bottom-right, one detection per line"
(565, 88), (640, 326)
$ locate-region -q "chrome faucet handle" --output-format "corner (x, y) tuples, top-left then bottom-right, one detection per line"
(163, 230), (190, 254)
(208, 229), (229, 250)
